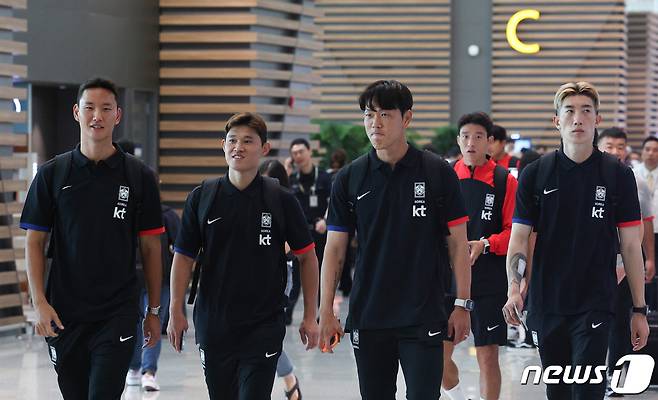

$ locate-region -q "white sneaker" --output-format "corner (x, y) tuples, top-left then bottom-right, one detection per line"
(125, 369), (141, 386)
(142, 372), (160, 391)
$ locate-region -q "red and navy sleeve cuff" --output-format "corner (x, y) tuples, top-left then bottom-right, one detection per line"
(617, 220), (642, 228)
(20, 222), (50, 232)
(292, 242), (315, 255)
(139, 226), (166, 236)
(447, 216), (469, 227)
(174, 246), (196, 259)
(512, 218), (534, 226)
(643, 215), (655, 222)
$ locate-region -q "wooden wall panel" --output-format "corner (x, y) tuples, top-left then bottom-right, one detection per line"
(316, 0), (451, 139)
(491, 0), (626, 147)
(0, 0), (27, 329)
(626, 12), (658, 150)
(159, 0), (320, 209)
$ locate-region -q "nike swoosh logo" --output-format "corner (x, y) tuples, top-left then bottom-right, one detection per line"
(543, 188), (558, 195)
(207, 217), (222, 225)
(119, 336), (134, 342)
(61, 185), (72, 190)
(265, 352), (278, 358)
(591, 322), (603, 329)
(428, 331), (441, 337)
(357, 191), (371, 200)
(487, 325), (499, 332)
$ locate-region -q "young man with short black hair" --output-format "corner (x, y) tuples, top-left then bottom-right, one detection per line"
(490, 124), (519, 173)
(598, 127), (655, 396)
(167, 112), (319, 400)
(319, 80), (472, 399)
(504, 82), (650, 399)
(21, 77), (165, 399)
(442, 112), (517, 400)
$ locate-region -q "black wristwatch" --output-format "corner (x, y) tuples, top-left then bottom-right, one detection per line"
(632, 305), (648, 315)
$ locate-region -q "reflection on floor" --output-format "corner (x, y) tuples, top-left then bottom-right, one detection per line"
(1, 301), (657, 399)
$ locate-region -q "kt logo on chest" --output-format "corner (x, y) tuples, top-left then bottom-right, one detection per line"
(592, 186), (606, 219)
(113, 186), (129, 220)
(412, 182), (427, 217)
(481, 193), (495, 221)
(259, 212), (272, 246)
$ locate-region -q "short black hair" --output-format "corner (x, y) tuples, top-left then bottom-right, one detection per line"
(77, 77), (119, 105)
(446, 145), (462, 158)
(259, 159), (290, 188)
(519, 149), (540, 173)
(642, 136), (658, 149)
(457, 112), (493, 137)
(358, 80), (413, 116)
(598, 127), (627, 143)
(491, 124), (507, 142)
(224, 112), (268, 144)
(290, 138), (310, 150)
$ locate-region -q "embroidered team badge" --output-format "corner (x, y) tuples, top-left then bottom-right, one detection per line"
(261, 213), (272, 228)
(485, 193), (495, 208)
(595, 186), (606, 202)
(118, 186), (130, 202)
(352, 329), (360, 347)
(414, 182), (425, 198)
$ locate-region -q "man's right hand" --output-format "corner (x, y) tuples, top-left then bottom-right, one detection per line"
(34, 300), (64, 337)
(166, 309), (188, 353)
(502, 289), (524, 326)
(318, 311), (344, 354)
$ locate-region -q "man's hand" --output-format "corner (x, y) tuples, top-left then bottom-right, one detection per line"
(166, 309), (188, 353)
(448, 307), (470, 345)
(143, 314), (161, 349)
(315, 218), (327, 235)
(299, 316), (320, 350)
(645, 259), (656, 283)
(318, 311), (344, 353)
(467, 240), (485, 266)
(34, 300), (64, 337)
(502, 288), (524, 326)
(631, 313), (650, 351)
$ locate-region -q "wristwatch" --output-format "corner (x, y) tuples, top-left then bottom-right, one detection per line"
(632, 305), (648, 315)
(146, 305), (161, 316)
(454, 298), (475, 311)
(480, 237), (490, 255)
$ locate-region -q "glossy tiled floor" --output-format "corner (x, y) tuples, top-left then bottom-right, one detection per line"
(1, 301), (657, 400)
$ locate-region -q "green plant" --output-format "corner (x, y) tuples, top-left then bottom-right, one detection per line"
(312, 121), (371, 168)
(431, 125), (458, 155)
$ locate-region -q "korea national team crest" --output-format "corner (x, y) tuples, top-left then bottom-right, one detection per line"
(261, 213), (272, 228)
(485, 193), (495, 208)
(595, 186), (606, 202)
(118, 186), (130, 202)
(414, 182), (426, 198)
(592, 186), (606, 219)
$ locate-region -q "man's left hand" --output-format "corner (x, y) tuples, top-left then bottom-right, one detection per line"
(143, 314), (161, 349)
(631, 313), (649, 351)
(448, 307), (471, 345)
(645, 259), (656, 283)
(467, 240), (485, 266)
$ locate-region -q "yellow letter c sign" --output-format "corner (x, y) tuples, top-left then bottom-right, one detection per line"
(506, 9), (541, 54)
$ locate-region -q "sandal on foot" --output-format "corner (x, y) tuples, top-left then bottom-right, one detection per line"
(284, 377), (302, 400)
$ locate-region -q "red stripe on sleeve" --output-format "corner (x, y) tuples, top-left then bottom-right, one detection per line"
(643, 216), (655, 222)
(139, 226), (166, 236)
(617, 220), (642, 228)
(447, 216), (469, 227)
(292, 242), (315, 255)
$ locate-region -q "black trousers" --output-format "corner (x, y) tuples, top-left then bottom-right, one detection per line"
(607, 277), (632, 375)
(46, 314), (138, 400)
(200, 314), (286, 400)
(351, 325), (445, 400)
(531, 311), (612, 400)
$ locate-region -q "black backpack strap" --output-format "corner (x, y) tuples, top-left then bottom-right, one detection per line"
(493, 165), (508, 232)
(599, 152), (619, 208)
(262, 176), (286, 239)
(188, 177), (222, 305)
(123, 154), (144, 208)
(346, 153), (370, 213)
(421, 150), (449, 235)
(533, 150), (558, 231)
(47, 152), (73, 258)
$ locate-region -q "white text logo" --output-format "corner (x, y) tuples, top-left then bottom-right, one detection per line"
(113, 207), (126, 220)
(592, 207), (604, 219)
(259, 233), (271, 246)
(481, 210), (492, 221)
(412, 204), (427, 217)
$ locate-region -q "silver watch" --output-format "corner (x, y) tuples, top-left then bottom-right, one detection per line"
(146, 305), (161, 316)
(454, 298), (474, 311)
